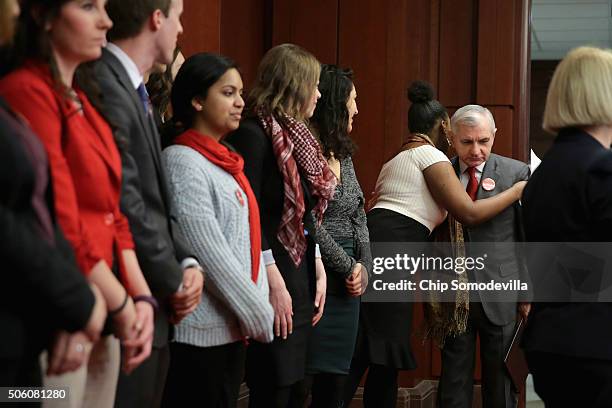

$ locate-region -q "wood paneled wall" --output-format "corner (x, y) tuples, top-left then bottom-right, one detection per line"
(180, 0), (531, 388)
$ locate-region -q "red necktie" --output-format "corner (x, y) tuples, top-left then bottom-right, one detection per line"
(466, 166), (478, 201)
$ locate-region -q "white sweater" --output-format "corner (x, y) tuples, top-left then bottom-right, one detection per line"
(373, 144), (450, 232)
(163, 145), (274, 347)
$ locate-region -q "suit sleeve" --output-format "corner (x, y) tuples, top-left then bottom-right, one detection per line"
(515, 163), (531, 302)
(2, 79), (104, 276)
(225, 123), (270, 251)
(95, 65), (182, 298)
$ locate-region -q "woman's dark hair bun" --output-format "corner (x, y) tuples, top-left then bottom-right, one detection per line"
(407, 80), (434, 104)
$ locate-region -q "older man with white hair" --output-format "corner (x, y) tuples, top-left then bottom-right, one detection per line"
(437, 105), (530, 408)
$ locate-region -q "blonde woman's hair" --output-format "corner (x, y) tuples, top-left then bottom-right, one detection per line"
(543, 46), (612, 134)
(0, 0), (17, 46)
(247, 43), (320, 121)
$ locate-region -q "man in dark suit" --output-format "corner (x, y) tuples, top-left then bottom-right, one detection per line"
(92, 1), (203, 406)
(437, 105), (530, 408)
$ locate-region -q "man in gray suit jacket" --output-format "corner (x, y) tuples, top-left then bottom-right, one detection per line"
(92, 1), (203, 406)
(437, 105), (530, 408)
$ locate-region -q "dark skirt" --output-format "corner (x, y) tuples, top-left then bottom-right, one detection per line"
(306, 241), (360, 375)
(246, 241), (316, 388)
(359, 208), (430, 369)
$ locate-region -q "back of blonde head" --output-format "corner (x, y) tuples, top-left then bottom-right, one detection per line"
(543, 46), (612, 133)
(247, 43), (320, 121)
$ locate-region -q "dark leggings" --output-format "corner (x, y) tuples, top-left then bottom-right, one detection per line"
(162, 341), (245, 408)
(248, 379), (309, 408)
(343, 342), (399, 408)
(296, 373), (348, 408)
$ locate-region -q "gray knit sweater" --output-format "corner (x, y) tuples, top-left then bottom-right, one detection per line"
(163, 145), (274, 347)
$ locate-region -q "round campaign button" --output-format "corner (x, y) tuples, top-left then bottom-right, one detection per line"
(482, 177), (496, 191)
(235, 189), (245, 206)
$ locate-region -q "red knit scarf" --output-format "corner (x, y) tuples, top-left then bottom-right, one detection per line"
(258, 111), (336, 267)
(174, 129), (260, 282)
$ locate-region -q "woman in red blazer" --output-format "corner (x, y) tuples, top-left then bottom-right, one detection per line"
(0, 0), (154, 405)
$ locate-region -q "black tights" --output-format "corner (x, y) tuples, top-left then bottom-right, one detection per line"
(248, 379), (309, 408)
(343, 349), (398, 408)
(298, 373), (348, 408)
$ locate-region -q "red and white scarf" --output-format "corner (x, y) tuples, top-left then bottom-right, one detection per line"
(258, 111), (336, 267)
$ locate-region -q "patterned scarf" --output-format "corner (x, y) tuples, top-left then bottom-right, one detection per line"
(407, 132), (469, 348)
(174, 129), (261, 283)
(258, 111), (336, 267)
(423, 215), (470, 348)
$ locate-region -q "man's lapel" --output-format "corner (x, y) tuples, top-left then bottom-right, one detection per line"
(451, 156), (461, 177)
(101, 49), (163, 170)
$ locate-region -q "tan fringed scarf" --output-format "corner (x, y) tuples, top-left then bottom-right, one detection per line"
(396, 133), (470, 348)
(423, 215), (470, 348)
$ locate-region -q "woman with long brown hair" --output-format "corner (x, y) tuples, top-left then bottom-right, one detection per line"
(226, 43), (334, 407)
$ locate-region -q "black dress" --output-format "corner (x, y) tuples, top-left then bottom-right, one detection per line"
(226, 118), (317, 389)
(358, 208), (428, 370)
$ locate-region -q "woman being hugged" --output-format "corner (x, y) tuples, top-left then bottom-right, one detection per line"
(344, 81), (526, 408)
(0, 1), (154, 405)
(161, 52), (274, 408)
(226, 43), (334, 408)
(304, 64), (371, 408)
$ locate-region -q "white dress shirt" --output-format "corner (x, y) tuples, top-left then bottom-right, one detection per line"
(105, 42), (143, 90)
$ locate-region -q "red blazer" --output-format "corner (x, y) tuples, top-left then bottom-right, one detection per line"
(0, 62), (134, 280)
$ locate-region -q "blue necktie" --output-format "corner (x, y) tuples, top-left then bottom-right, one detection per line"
(136, 82), (151, 116)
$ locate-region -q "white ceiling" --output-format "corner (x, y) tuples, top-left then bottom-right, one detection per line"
(531, 0), (612, 60)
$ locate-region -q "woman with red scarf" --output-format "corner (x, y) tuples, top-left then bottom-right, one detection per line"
(226, 43), (335, 408)
(161, 53), (274, 408)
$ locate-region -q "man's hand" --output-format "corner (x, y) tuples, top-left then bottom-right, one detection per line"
(121, 301), (154, 374)
(47, 331), (91, 376)
(345, 263), (363, 297)
(312, 258), (327, 326)
(169, 266), (204, 323)
(267, 263), (293, 339)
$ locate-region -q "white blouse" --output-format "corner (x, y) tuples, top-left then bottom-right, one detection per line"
(373, 144), (450, 233)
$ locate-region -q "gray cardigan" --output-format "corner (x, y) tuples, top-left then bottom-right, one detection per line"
(312, 156), (372, 294)
(163, 145), (274, 347)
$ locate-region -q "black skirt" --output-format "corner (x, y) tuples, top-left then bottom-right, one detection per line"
(246, 240), (316, 388)
(359, 208), (430, 369)
(306, 241), (360, 375)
